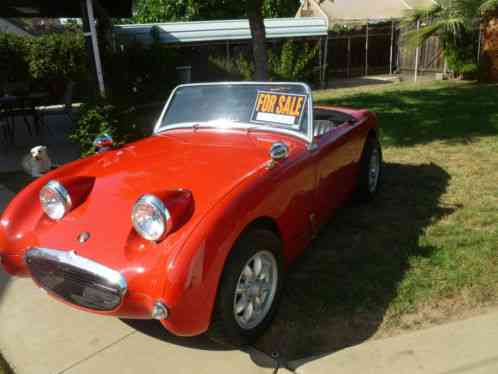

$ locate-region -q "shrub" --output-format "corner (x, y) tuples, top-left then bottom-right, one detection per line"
(268, 40), (319, 82)
(29, 31), (87, 82)
(105, 37), (180, 106)
(0, 33), (31, 86)
(28, 31), (87, 87)
(70, 100), (145, 156)
(206, 41), (319, 83)
(208, 54), (254, 81)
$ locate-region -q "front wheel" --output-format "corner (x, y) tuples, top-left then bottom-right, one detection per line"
(208, 229), (283, 347)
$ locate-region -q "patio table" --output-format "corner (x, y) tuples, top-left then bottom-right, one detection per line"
(0, 92), (49, 143)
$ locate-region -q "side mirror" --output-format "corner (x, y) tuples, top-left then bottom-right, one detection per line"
(269, 142), (289, 163)
(93, 134), (114, 153)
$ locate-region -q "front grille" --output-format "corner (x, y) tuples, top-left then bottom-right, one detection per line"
(26, 248), (127, 312)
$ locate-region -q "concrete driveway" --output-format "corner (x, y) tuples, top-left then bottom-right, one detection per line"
(0, 271), (276, 374)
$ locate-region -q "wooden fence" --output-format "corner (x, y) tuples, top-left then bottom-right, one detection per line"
(323, 20), (446, 83)
(398, 23), (445, 80)
(324, 22), (399, 80)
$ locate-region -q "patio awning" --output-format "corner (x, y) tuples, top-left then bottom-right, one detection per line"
(114, 17), (329, 46)
(1, 0), (132, 18)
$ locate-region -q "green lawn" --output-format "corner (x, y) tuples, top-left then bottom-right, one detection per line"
(257, 81), (498, 360)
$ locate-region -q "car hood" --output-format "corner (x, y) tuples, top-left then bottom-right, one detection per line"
(10, 130), (271, 262)
(82, 130), (270, 207)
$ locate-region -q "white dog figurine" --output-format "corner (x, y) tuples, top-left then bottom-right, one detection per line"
(22, 146), (53, 177)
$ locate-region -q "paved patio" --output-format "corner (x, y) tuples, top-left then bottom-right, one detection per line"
(0, 112), (80, 174)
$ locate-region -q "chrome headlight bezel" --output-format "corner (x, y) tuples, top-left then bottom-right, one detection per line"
(39, 180), (72, 220)
(131, 194), (171, 242)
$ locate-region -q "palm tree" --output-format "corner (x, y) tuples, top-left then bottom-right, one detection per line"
(404, 0), (491, 44)
(403, 0), (498, 74)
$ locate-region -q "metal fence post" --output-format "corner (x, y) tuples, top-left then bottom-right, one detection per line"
(365, 20), (369, 76)
(477, 20), (482, 64)
(347, 36), (351, 78)
(414, 19), (421, 82)
(389, 19), (395, 74)
(323, 35), (329, 88)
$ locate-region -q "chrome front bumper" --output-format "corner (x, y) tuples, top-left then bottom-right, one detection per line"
(25, 248), (127, 312)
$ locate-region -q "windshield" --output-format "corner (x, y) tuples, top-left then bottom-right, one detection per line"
(157, 83), (310, 136)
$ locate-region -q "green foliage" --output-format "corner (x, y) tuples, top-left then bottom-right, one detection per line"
(28, 31), (87, 84)
(237, 55), (255, 80)
(403, 0), (493, 76)
(269, 40), (319, 81)
(208, 54), (254, 80)
(70, 101), (145, 156)
(207, 41), (319, 83)
(261, 0), (302, 18)
(105, 39), (180, 105)
(123, 0), (300, 22)
(0, 33), (31, 85)
(441, 29), (479, 75)
(480, 0), (498, 17)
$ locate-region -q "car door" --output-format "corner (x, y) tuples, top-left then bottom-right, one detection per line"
(311, 110), (358, 229)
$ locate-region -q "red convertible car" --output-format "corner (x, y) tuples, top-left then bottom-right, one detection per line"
(0, 82), (382, 347)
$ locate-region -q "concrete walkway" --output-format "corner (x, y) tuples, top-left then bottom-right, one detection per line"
(285, 311), (498, 374)
(0, 113), (80, 174)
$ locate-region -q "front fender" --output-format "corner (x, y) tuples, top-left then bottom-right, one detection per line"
(160, 149), (314, 336)
(159, 167), (275, 336)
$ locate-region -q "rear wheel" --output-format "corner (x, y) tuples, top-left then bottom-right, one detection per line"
(208, 229), (283, 347)
(356, 135), (383, 201)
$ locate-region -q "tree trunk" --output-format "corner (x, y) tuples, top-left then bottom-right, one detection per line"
(247, 0), (269, 81)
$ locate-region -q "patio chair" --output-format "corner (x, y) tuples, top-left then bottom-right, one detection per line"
(0, 113), (8, 145)
(37, 81), (75, 132)
(0, 103), (13, 146)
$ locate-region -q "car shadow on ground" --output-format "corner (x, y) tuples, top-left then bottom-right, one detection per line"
(121, 162), (455, 370)
(252, 161), (456, 367)
(120, 319), (277, 367)
(0, 270), (11, 310)
(121, 319), (227, 351)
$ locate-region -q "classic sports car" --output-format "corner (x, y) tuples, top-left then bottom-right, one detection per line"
(0, 82), (382, 347)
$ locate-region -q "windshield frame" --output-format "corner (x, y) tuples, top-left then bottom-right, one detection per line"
(153, 81), (314, 143)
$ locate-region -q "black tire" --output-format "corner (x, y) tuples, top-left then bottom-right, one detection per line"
(355, 135), (383, 202)
(208, 229), (284, 348)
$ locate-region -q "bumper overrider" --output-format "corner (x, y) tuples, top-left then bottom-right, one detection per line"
(25, 248), (128, 312)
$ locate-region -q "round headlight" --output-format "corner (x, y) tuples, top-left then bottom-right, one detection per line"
(40, 180), (72, 220)
(132, 195), (171, 241)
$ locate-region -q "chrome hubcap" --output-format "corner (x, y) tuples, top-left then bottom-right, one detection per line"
(368, 146), (380, 193)
(233, 251), (278, 330)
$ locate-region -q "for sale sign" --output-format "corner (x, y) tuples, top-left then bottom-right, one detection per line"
(251, 91), (307, 129)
